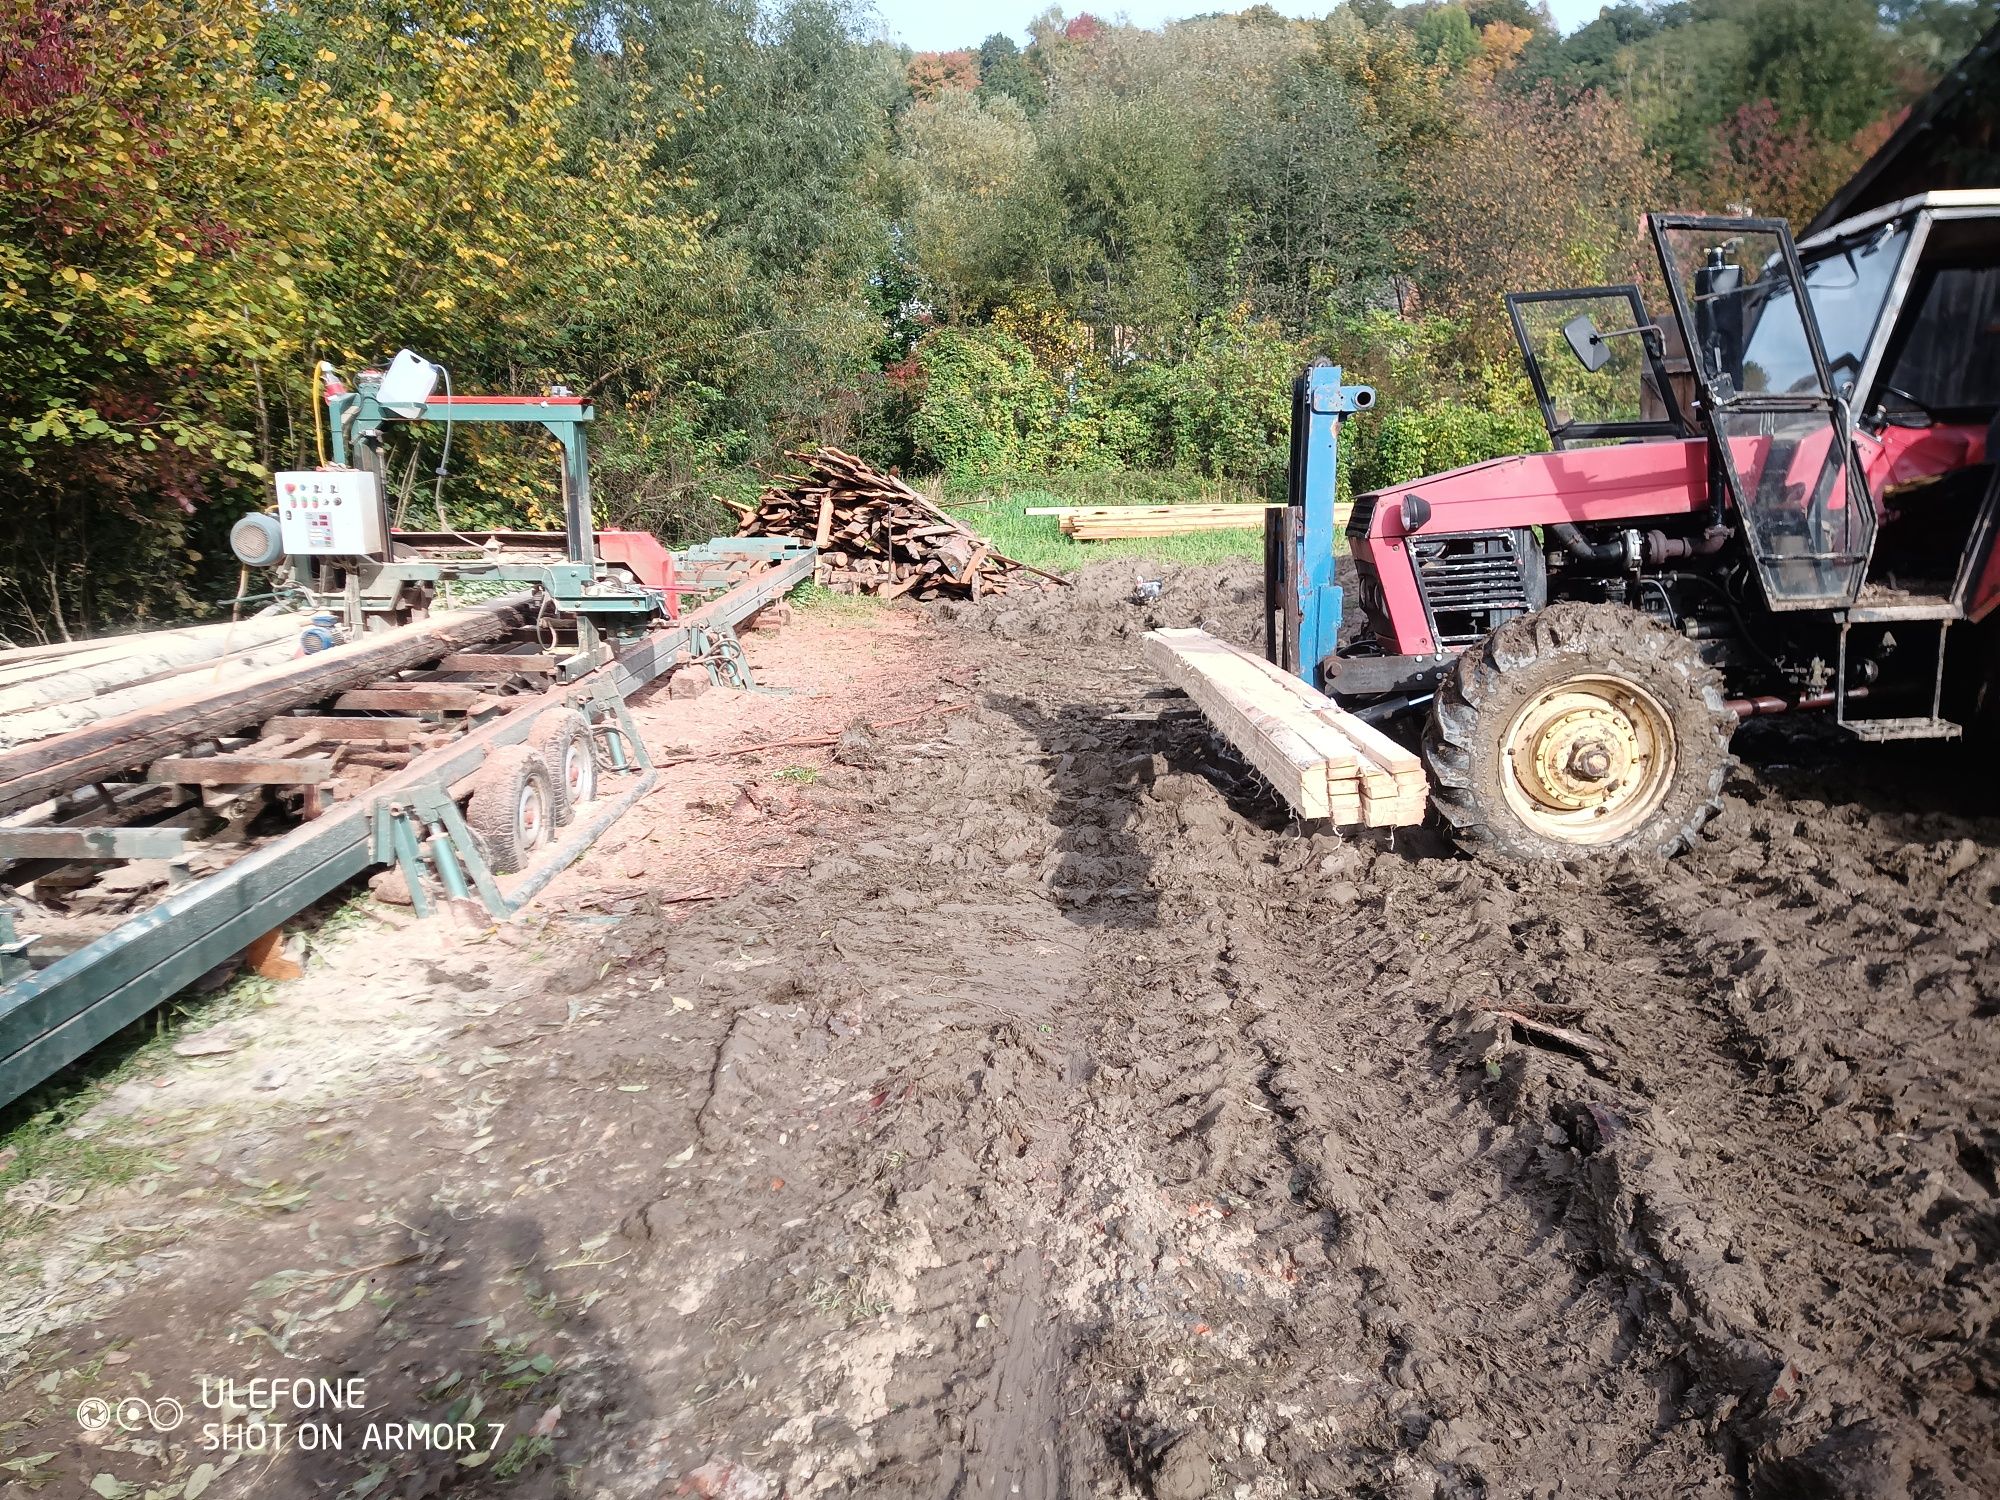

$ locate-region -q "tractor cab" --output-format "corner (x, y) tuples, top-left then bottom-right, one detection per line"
(1509, 195), (2000, 624)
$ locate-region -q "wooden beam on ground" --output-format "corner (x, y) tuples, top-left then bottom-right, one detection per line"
(0, 600), (528, 817)
(1024, 503), (1285, 516)
(147, 755), (333, 786)
(1141, 632), (1332, 819)
(1142, 627), (1428, 829)
(1043, 504), (1280, 540)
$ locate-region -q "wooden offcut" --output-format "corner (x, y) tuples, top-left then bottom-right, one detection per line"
(437, 653), (558, 675)
(147, 755), (334, 786)
(1142, 628), (1429, 828)
(260, 715), (425, 743)
(334, 685), (492, 713)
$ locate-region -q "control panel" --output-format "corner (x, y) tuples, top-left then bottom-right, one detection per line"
(273, 468), (386, 558)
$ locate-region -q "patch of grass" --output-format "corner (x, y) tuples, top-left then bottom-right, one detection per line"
(785, 579), (883, 620)
(773, 765), (819, 785)
(939, 469), (1272, 575)
(0, 1107), (153, 1229)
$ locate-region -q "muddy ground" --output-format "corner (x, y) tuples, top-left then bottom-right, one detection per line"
(1, 563), (1996, 1500)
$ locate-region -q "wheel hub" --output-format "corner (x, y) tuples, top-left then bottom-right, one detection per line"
(518, 782), (546, 851)
(1502, 676), (1677, 844)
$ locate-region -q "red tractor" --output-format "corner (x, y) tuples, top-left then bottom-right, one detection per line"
(1276, 195), (2000, 859)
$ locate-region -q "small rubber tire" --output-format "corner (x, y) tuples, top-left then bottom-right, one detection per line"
(464, 745), (554, 875)
(1423, 601), (1737, 861)
(531, 709), (597, 825)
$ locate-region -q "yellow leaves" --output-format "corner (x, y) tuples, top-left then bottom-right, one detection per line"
(315, 47), (338, 62)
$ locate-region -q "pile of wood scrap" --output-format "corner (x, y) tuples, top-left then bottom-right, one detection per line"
(1029, 503), (1281, 540)
(1142, 627), (1428, 827)
(734, 448), (1058, 599)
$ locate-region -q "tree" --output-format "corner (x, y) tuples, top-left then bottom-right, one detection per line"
(1211, 62), (1408, 331)
(909, 49), (979, 100)
(1405, 83), (1664, 365)
(894, 93), (1059, 321)
(1700, 97), (1864, 221)
(977, 33), (1047, 112)
(1415, 5), (1480, 69)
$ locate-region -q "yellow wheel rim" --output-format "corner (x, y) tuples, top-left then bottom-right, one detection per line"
(1500, 675), (1677, 846)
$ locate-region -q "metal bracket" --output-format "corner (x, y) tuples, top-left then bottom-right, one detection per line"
(0, 908), (35, 985)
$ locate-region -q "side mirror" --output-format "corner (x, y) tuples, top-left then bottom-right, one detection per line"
(1563, 313), (1611, 373)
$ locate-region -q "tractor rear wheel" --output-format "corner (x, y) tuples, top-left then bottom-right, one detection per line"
(1423, 602), (1736, 860)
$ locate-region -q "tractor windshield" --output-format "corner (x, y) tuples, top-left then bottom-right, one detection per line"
(1739, 226), (1910, 399)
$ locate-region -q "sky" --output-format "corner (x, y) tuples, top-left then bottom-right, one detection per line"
(868, 0), (1607, 53)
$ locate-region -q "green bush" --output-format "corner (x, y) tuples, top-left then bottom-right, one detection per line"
(910, 325), (1060, 475)
(1348, 401), (1550, 493)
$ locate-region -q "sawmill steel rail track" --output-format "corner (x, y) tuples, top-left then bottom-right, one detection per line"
(0, 542), (813, 1107)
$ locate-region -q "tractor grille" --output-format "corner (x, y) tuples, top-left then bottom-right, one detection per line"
(1413, 530), (1542, 648)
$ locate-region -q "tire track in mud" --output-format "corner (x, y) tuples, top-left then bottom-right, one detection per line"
(1589, 807), (2000, 1498)
(997, 668), (1733, 1496)
(530, 567), (1995, 1498)
(950, 566), (1996, 1497)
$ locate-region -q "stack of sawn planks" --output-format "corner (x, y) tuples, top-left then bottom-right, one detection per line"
(1142, 628), (1428, 827)
(1029, 503), (1282, 541)
(736, 447), (1049, 600)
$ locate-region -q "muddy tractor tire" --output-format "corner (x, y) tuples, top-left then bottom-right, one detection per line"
(531, 708), (597, 825)
(465, 745), (555, 875)
(1422, 602), (1736, 861)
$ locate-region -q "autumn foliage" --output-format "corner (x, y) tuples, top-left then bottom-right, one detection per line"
(0, 0), (1965, 639)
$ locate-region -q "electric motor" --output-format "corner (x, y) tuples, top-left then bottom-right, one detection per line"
(229, 512), (285, 569)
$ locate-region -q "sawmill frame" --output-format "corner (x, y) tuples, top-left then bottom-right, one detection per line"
(0, 540), (812, 1107)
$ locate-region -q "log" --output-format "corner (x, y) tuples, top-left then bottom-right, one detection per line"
(0, 601), (530, 817)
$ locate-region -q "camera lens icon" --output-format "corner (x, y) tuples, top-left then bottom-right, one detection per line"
(115, 1397), (153, 1431)
(76, 1397), (112, 1431)
(149, 1398), (186, 1431)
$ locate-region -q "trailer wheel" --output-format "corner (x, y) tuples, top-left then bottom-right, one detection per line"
(531, 709), (597, 825)
(1423, 602), (1735, 860)
(465, 745), (554, 875)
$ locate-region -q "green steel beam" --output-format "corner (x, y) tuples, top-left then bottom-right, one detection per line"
(0, 827), (189, 861)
